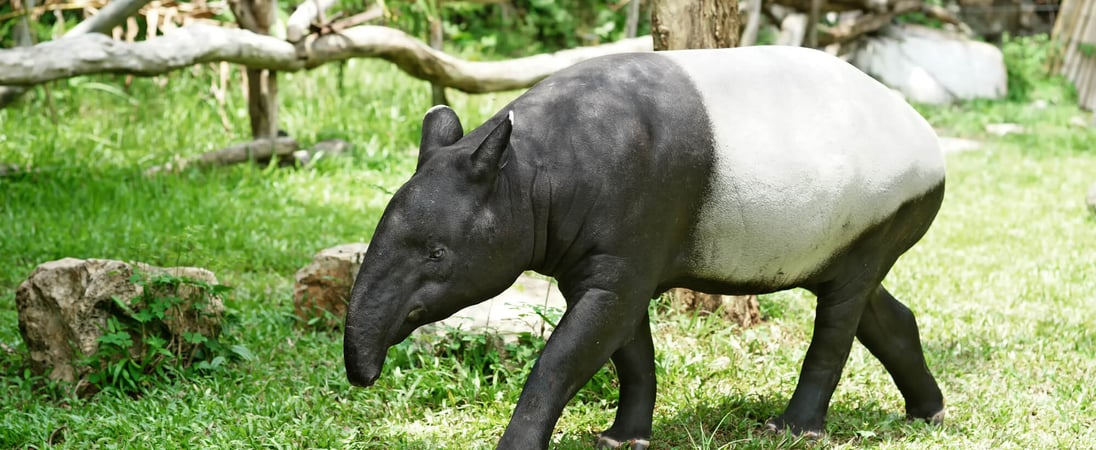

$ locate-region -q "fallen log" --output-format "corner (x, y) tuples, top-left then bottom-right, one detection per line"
(0, 24), (653, 93)
(146, 136), (298, 174)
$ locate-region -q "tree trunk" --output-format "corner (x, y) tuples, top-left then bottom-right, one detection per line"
(429, 16), (449, 106)
(651, 0), (761, 329)
(651, 0), (738, 50)
(230, 0), (279, 139)
(0, 0), (35, 107)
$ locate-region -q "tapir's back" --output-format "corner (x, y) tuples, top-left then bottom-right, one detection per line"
(654, 47), (945, 288)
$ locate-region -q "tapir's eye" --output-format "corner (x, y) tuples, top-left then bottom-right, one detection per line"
(428, 247), (446, 260)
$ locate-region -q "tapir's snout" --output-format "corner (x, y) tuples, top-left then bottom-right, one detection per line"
(346, 365), (379, 388)
(344, 342), (384, 388)
(343, 322), (388, 388)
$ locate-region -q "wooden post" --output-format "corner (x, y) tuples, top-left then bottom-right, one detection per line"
(229, 0), (280, 139)
(806, 0), (823, 48)
(429, 15), (449, 106)
(626, 0), (642, 38)
(650, 0), (761, 329)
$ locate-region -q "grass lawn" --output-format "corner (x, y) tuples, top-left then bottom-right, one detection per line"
(1, 55), (1095, 449)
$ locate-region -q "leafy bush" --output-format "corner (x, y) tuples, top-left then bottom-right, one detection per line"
(385, 321), (619, 408)
(387, 0), (646, 57)
(1000, 33), (1071, 103)
(79, 271), (253, 395)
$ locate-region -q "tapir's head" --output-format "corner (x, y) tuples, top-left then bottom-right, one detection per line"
(344, 106), (529, 387)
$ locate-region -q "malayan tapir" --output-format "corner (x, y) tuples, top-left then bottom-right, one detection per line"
(343, 46), (946, 449)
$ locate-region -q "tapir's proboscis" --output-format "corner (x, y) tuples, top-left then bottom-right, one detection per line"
(344, 46), (946, 449)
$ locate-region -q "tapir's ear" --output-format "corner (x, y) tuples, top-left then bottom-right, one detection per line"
(470, 111), (513, 181)
(420, 105), (464, 151)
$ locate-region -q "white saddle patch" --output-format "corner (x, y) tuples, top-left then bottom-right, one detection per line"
(660, 47), (945, 287)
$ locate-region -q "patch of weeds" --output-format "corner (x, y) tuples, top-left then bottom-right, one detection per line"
(79, 270), (253, 396)
(384, 326), (618, 409)
(1001, 33), (1069, 103)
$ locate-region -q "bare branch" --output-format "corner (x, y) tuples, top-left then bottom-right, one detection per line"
(286, 0), (337, 42)
(68, 0), (153, 35)
(0, 24), (654, 93)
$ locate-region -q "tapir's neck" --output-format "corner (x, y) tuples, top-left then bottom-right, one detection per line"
(509, 140), (594, 280)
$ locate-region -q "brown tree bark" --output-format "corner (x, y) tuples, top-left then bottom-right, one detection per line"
(429, 16), (449, 106)
(651, 0), (761, 329)
(229, 0), (279, 139)
(651, 0), (738, 50)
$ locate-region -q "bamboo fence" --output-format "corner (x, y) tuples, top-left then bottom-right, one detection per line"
(1053, 0), (1096, 110)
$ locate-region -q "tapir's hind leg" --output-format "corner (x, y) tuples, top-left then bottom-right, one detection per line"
(596, 312), (656, 450)
(765, 277), (875, 437)
(856, 285), (945, 422)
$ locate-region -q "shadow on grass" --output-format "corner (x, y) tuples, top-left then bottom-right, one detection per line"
(644, 394), (924, 449)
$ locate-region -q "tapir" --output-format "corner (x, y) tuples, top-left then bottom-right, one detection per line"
(344, 46), (946, 449)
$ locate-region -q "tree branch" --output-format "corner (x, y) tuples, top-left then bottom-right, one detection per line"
(0, 0), (154, 107)
(0, 24), (654, 93)
(68, 0), (152, 35)
(286, 0), (337, 42)
(815, 0), (921, 46)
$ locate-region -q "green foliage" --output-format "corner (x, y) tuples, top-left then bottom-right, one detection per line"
(79, 270), (250, 395)
(1079, 42), (1096, 58)
(1000, 33), (1069, 103)
(387, 0), (646, 57)
(1, 0), (642, 60)
(1, 40), (1095, 448)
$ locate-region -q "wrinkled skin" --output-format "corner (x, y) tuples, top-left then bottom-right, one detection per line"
(344, 49), (945, 449)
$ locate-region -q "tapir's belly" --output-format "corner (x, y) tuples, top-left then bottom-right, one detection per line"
(662, 48), (945, 287)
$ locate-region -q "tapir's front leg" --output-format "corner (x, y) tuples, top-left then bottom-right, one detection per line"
(498, 288), (648, 450)
(597, 313), (655, 450)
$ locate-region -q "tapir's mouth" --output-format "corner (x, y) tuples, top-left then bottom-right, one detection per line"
(345, 349), (386, 388)
(347, 367), (380, 388)
(344, 323), (391, 388)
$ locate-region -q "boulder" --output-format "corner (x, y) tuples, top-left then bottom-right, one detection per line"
(293, 243), (369, 328)
(939, 136), (983, 154)
(851, 24), (1007, 104)
(430, 274), (566, 337)
(15, 258), (223, 382)
(294, 243), (566, 336)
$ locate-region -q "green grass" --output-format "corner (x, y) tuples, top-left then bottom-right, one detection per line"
(2, 56), (1095, 449)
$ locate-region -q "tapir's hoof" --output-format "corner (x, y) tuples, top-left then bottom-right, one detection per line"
(596, 435), (650, 450)
(908, 407), (946, 426)
(763, 418), (824, 440)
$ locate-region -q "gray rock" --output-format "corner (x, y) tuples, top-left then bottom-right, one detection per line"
(851, 24), (1006, 104)
(985, 123), (1025, 136)
(430, 274), (566, 338)
(15, 258), (223, 382)
(939, 137), (983, 154)
(295, 243), (566, 336)
(293, 243), (369, 328)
